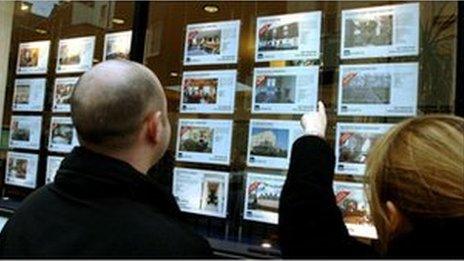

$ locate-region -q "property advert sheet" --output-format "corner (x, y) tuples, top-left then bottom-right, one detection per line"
(9, 116), (42, 150)
(341, 3), (419, 59)
(176, 119), (233, 165)
(247, 119), (303, 169)
(338, 62), (419, 116)
(5, 152), (39, 189)
(16, 40), (50, 75)
(180, 70), (237, 114)
(12, 78), (46, 112)
(52, 77), (79, 112)
(56, 36), (96, 73)
(173, 167), (229, 218)
(335, 123), (394, 176)
(244, 172), (286, 224)
(334, 181), (378, 239)
(252, 66), (319, 114)
(46, 156), (65, 184)
(256, 11), (321, 62)
(103, 30), (132, 60)
(48, 117), (80, 153)
(183, 20), (240, 65)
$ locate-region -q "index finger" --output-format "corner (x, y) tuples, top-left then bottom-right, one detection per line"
(318, 101), (326, 113)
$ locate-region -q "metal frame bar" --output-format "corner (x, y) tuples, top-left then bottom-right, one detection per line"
(455, 2), (463, 116)
(130, 1), (149, 63)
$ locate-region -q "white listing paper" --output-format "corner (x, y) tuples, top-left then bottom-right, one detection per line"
(9, 116), (42, 150)
(184, 20), (240, 65)
(5, 152), (39, 189)
(244, 172), (286, 224)
(56, 36), (95, 73)
(256, 11), (322, 62)
(0, 217), (8, 232)
(341, 3), (419, 59)
(52, 77), (79, 112)
(16, 40), (50, 75)
(252, 66), (319, 114)
(103, 30), (132, 60)
(338, 62), (418, 116)
(173, 167), (229, 218)
(180, 70), (237, 114)
(48, 117), (79, 153)
(335, 123), (394, 175)
(12, 78), (46, 112)
(176, 119), (233, 165)
(334, 181), (378, 239)
(46, 156), (65, 184)
(247, 119), (304, 169)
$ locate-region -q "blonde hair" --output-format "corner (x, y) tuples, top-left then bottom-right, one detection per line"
(365, 115), (464, 252)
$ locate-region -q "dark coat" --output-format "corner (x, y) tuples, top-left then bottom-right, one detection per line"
(279, 135), (464, 259)
(0, 147), (212, 258)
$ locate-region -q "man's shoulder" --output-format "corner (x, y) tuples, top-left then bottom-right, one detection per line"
(1, 185), (212, 258)
(13, 184), (56, 212)
(126, 206), (205, 240)
(105, 203), (213, 257)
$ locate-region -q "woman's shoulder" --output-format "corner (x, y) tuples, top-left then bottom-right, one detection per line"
(387, 217), (464, 259)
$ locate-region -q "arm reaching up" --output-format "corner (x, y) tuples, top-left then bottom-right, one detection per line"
(278, 101), (377, 258)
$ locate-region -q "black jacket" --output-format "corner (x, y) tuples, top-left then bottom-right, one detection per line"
(279, 135), (464, 259)
(0, 147), (212, 258)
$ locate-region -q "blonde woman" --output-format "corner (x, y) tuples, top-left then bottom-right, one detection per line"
(279, 101), (464, 258)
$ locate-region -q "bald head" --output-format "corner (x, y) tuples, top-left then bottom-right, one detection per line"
(71, 60), (166, 149)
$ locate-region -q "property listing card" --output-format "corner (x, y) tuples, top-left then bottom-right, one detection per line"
(173, 167), (229, 218)
(335, 123), (394, 176)
(103, 30), (132, 60)
(334, 181), (378, 239)
(247, 119), (304, 170)
(48, 117), (79, 153)
(46, 156), (65, 184)
(256, 11), (322, 62)
(341, 3), (419, 59)
(56, 36), (95, 73)
(183, 20), (240, 65)
(176, 119), (233, 165)
(244, 172), (286, 224)
(180, 70), (237, 114)
(12, 78), (46, 112)
(252, 66), (319, 114)
(338, 62), (419, 116)
(52, 77), (79, 113)
(16, 40), (50, 75)
(5, 151), (39, 189)
(9, 116), (42, 150)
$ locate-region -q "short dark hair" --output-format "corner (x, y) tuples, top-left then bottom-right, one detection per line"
(71, 60), (162, 149)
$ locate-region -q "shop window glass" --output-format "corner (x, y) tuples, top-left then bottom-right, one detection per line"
(143, 1), (458, 254)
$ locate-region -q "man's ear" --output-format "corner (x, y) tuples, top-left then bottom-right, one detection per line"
(146, 111), (162, 145)
(386, 201), (404, 236)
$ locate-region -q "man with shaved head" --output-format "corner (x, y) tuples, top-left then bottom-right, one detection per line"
(0, 61), (212, 258)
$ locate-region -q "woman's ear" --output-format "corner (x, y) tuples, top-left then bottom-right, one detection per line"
(385, 201), (405, 236)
